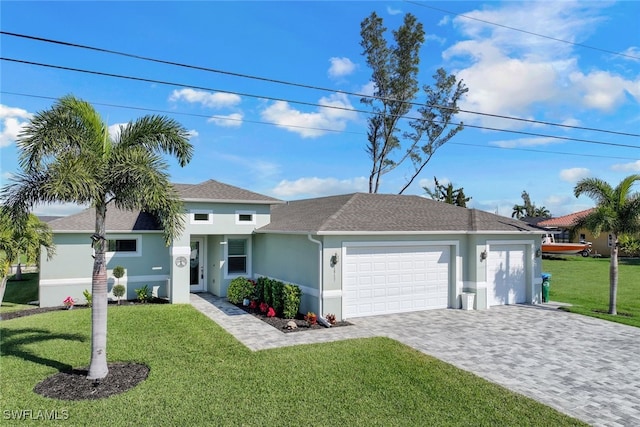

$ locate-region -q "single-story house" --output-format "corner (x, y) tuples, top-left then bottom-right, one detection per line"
(537, 208), (612, 256)
(40, 180), (544, 319)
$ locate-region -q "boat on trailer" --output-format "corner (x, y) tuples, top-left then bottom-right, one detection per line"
(541, 233), (591, 257)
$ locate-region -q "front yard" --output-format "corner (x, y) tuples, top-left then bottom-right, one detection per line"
(1, 304), (584, 426)
(542, 257), (640, 328)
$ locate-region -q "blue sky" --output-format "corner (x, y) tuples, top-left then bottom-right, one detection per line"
(1, 1), (639, 218)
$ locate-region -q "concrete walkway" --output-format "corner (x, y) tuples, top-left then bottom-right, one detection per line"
(191, 293), (640, 427)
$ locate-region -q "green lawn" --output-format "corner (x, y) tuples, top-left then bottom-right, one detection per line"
(1, 272), (39, 313)
(542, 257), (640, 328)
(1, 305), (584, 426)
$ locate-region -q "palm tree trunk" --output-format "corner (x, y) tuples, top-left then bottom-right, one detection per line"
(87, 199), (109, 380)
(609, 234), (618, 315)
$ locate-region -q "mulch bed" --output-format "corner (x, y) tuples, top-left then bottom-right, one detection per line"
(234, 303), (351, 333)
(34, 363), (149, 400)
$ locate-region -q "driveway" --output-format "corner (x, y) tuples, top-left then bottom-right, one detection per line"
(192, 294), (640, 427)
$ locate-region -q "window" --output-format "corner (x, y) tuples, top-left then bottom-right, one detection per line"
(107, 239), (137, 252)
(235, 211), (256, 225)
(190, 210), (213, 224)
(105, 234), (141, 258)
(227, 239), (247, 274)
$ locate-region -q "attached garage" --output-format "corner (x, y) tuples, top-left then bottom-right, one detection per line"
(343, 243), (451, 318)
(487, 244), (527, 306)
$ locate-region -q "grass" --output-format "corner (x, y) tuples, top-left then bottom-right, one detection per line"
(1, 272), (39, 313)
(0, 305), (584, 426)
(542, 256), (640, 328)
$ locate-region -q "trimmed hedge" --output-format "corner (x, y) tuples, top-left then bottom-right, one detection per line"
(241, 276), (302, 318)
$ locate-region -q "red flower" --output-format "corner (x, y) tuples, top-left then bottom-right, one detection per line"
(266, 307), (276, 317)
(249, 300), (257, 309)
(259, 302), (269, 313)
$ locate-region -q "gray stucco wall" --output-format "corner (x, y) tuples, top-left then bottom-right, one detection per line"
(39, 232), (170, 307)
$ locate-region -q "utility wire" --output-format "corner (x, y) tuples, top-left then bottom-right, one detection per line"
(2, 30), (638, 138)
(4, 90), (639, 162)
(3, 57), (639, 150)
(404, 0), (640, 61)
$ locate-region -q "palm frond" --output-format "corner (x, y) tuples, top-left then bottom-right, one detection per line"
(573, 178), (613, 204)
(116, 115), (193, 166)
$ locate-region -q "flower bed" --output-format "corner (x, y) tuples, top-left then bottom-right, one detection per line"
(234, 302), (351, 333)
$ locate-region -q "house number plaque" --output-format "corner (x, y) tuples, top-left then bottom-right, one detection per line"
(175, 256), (187, 268)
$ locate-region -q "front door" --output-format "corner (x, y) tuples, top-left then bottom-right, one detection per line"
(190, 238), (204, 292)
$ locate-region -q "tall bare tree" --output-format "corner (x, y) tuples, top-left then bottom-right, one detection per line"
(360, 12), (467, 194)
(1, 96), (193, 379)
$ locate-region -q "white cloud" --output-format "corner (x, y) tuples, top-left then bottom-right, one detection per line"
(32, 202), (87, 217)
(425, 33), (446, 45)
(187, 129), (199, 138)
(386, 6), (402, 16)
(271, 177), (367, 198)
(611, 160), (640, 172)
(207, 113), (244, 127)
(360, 81), (376, 97)
(108, 122), (127, 140)
(620, 46), (640, 62)
(328, 57), (356, 79)
(0, 105), (32, 148)
(437, 16), (450, 27)
(442, 2), (639, 126)
(490, 137), (558, 149)
(560, 167), (590, 182)
(216, 152), (281, 180)
(169, 88), (241, 109)
(569, 70), (640, 111)
(260, 93), (358, 138)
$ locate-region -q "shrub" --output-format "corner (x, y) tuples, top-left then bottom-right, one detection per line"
(271, 280), (284, 316)
(304, 312), (317, 325)
(263, 278), (274, 307)
(255, 277), (267, 302)
(135, 285), (150, 303)
(227, 277), (254, 304)
(282, 284), (302, 319)
(82, 289), (92, 307)
(112, 284), (126, 305)
(113, 266), (125, 284)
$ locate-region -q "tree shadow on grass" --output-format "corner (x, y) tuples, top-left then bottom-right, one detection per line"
(0, 327), (85, 372)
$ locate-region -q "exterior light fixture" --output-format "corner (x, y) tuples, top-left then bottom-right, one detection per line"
(480, 250), (488, 261)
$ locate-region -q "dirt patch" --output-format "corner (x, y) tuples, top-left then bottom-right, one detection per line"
(34, 362), (149, 400)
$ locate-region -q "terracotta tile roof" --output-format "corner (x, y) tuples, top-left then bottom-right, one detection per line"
(257, 193), (539, 234)
(537, 208), (594, 228)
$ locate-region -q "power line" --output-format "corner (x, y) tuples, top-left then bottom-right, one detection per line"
(2, 58), (639, 151)
(4, 90), (639, 162)
(404, 0), (640, 61)
(2, 30), (638, 138)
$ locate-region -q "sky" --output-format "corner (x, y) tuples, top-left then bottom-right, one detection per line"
(1, 0), (639, 218)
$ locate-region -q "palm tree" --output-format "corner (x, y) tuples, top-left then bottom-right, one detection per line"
(574, 174), (640, 315)
(0, 210), (55, 305)
(511, 204), (526, 219)
(1, 95), (193, 379)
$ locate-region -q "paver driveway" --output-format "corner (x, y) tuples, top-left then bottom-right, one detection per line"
(192, 294), (640, 427)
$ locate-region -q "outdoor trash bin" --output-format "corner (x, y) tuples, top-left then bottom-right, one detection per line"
(461, 292), (475, 310)
(541, 273), (551, 303)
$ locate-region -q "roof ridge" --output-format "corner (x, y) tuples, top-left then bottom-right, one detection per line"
(319, 193), (358, 231)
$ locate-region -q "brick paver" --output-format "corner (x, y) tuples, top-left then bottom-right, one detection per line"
(191, 293), (640, 427)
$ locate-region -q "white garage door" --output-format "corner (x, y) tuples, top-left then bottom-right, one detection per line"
(487, 244), (527, 306)
(343, 244), (450, 318)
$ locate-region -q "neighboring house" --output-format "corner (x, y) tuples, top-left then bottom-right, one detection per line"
(537, 208), (611, 256)
(40, 180), (544, 319)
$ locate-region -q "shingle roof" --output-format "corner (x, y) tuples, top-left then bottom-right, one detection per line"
(257, 193), (539, 234)
(537, 208), (594, 228)
(176, 180), (283, 204)
(48, 180), (282, 232)
(48, 206), (162, 232)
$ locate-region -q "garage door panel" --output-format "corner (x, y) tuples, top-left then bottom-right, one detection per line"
(344, 244), (450, 318)
(488, 244), (526, 306)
